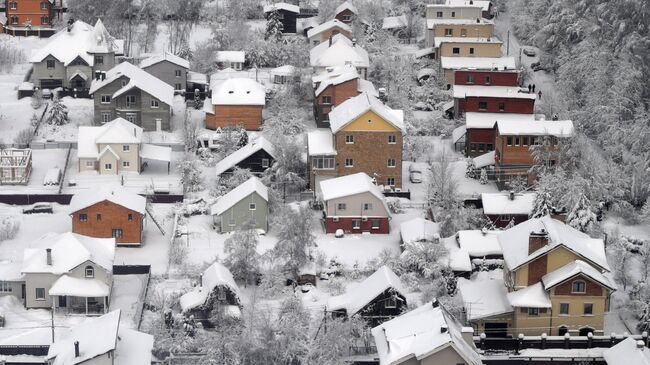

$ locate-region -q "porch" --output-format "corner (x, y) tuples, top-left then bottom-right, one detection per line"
(49, 275), (110, 316)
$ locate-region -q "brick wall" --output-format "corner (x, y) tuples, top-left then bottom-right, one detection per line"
(206, 105), (263, 131)
(527, 255), (547, 286)
(454, 70), (519, 87)
(463, 97), (535, 114)
(466, 128), (495, 157)
(335, 131), (403, 188)
(71, 201), (143, 245)
(7, 0), (53, 27)
(314, 78), (359, 123)
(325, 217), (390, 234)
(553, 275), (605, 296)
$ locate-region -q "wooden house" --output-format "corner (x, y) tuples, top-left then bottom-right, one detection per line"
(454, 85), (536, 118)
(310, 34), (369, 79)
(334, 1), (358, 25)
(263, 2), (299, 34)
(210, 176), (269, 233)
(179, 262), (243, 322)
(464, 112), (535, 157)
(205, 78), (266, 131)
(215, 137), (276, 177)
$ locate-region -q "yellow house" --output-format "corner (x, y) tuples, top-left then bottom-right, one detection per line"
(425, 18), (494, 48)
(435, 37), (503, 58)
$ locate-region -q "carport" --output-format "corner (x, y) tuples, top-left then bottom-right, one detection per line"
(140, 144), (172, 174)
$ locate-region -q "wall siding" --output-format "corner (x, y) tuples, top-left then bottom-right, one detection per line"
(216, 192), (268, 233)
(142, 60), (188, 89)
(206, 104), (263, 131)
(71, 200), (144, 245)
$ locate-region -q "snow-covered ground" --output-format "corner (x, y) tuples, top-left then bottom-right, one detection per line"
(110, 274), (149, 329)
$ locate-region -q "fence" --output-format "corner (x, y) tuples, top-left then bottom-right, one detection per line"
(113, 265), (151, 275)
(477, 333), (649, 353)
(0, 345), (49, 356)
(383, 191), (411, 199)
(0, 193), (183, 205)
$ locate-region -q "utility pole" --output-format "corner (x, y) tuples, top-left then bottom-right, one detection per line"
(51, 309), (55, 342)
(507, 30), (510, 56)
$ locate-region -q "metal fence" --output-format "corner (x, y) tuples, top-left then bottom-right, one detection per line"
(113, 265), (151, 275)
(0, 193), (183, 205)
(0, 345), (49, 356)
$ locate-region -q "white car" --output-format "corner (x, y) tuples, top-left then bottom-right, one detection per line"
(408, 165), (423, 183)
(523, 48), (536, 57)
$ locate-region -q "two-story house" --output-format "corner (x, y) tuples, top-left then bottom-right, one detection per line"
(311, 64), (377, 126)
(464, 112), (535, 157)
(425, 18), (494, 48)
(307, 18), (352, 46)
(21, 232), (115, 315)
(434, 36), (502, 59)
(454, 85), (535, 117)
(310, 34), (369, 79)
(441, 56), (516, 87)
(89, 61), (174, 131)
(29, 19), (122, 92)
(263, 2), (299, 34)
(319, 172), (391, 234)
(77, 117), (143, 175)
(210, 176), (269, 233)
(140, 52), (190, 91)
(481, 192), (535, 228)
(205, 77), (266, 131)
(4, 0), (55, 37)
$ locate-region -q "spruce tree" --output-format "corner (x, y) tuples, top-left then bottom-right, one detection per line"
(265, 10), (283, 41)
(47, 96), (69, 126)
(531, 190), (553, 218)
(566, 193), (597, 232)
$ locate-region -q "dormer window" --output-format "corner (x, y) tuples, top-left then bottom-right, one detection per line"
(46, 60), (55, 69)
(85, 266), (94, 278)
(571, 280), (586, 294)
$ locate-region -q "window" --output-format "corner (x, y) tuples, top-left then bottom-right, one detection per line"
(126, 95), (136, 107)
(500, 214), (512, 222)
(175, 83), (182, 90)
(122, 161), (130, 168)
(345, 135), (354, 144)
(175, 70), (182, 77)
(522, 137), (529, 146)
(104, 163), (112, 170)
(485, 75), (492, 85)
(35, 288), (45, 300)
(101, 95), (111, 104)
(498, 102), (505, 112)
(387, 159), (396, 168)
(41, 16), (49, 24)
(101, 113), (111, 124)
(85, 160), (94, 167)
(94, 55), (103, 65)
(9, 2), (17, 10)
(126, 113), (137, 124)
(528, 308), (539, 316)
(337, 203), (347, 211)
(385, 296), (397, 308)
(506, 137), (513, 146)
(478, 143), (485, 152)
(451, 11), (456, 17)
(466, 74), (475, 84)
(96, 213), (102, 221)
(388, 135), (396, 144)
(583, 303), (593, 315)
(352, 219), (361, 229)
(452, 47), (460, 55)
(436, 11), (443, 18)
(41, 1), (48, 10)
(532, 136), (541, 145)
(128, 214), (133, 221)
(312, 157), (335, 170)
(342, 15), (351, 21)
(10, 16), (18, 24)
(560, 303), (569, 315)
(217, 287), (227, 301)
(0, 281), (12, 293)
(121, 80), (127, 87)
(151, 99), (159, 108)
(85, 266), (94, 278)
(478, 101), (487, 110)
(122, 145), (130, 152)
(469, 143), (476, 152)
(371, 218), (380, 229)
(460, 28), (467, 37)
(46, 60), (55, 69)
(112, 229), (123, 239)
(444, 28), (453, 36)
(249, 203), (256, 210)
(469, 47), (475, 55)
(79, 214), (88, 222)
(322, 95), (332, 104)
(572, 280), (586, 293)
(345, 158), (353, 167)
(261, 158), (270, 168)
(386, 177), (395, 186)
(363, 203), (373, 210)
(514, 136), (520, 146)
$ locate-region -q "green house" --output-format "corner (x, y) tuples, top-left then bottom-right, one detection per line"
(210, 177), (269, 233)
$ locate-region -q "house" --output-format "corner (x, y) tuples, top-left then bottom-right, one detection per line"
(382, 15), (409, 38)
(89, 61), (174, 131)
(327, 266), (406, 326)
(69, 186), (147, 246)
(426, 4), (483, 20)
(319, 172), (391, 234)
(434, 36), (502, 58)
(456, 229), (502, 258)
(216, 51), (245, 70)
(47, 310), (154, 365)
(210, 176), (269, 233)
(481, 192), (536, 228)
(139, 52), (190, 91)
(440, 56), (516, 87)
(447, 0), (494, 19)
(464, 112), (536, 157)
(454, 85), (536, 119)
(205, 77), (266, 131)
(30, 19), (122, 92)
(311, 64), (377, 126)
(454, 68), (519, 87)
(425, 18), (494, 48)
(334, 1), (357, 24)
(307, 18), (352, 46)
(4, 0), (55, 37)
(179, 262), (243, 321)
(215, 136), (276, 177)
(0, 148), (32, 185)
(494, 119), (574, 186)
(458, 278), (514, 337)
(498, 216), (614, 336)
(326, 92), (404, 188)
(310, 34), (369, 78)
(21, 232), (115, 315)
(603, 337), (650, 365)
(270, 65), (298, 85)
(372, 300), (482, 365)
(0, 261), (24, 302)
(263, 2), (299, 34)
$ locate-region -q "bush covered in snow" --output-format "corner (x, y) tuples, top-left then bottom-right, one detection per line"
(0, 217), (20, 241)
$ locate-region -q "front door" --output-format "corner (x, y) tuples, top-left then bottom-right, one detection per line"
(58, 295), (67, 307)
(155, 118), (162, 132)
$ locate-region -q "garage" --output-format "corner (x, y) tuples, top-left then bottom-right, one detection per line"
(39, 79), (63, 90)
(484, 322), (509, 338)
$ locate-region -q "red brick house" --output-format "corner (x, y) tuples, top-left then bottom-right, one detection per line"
(464, 112), (535, 157)
(205, 78), (266, 131)
(454, 85), (536, 118)
(4, 0), (55, 37)
(481, 192), (535, 228)
(334, 1), (358, 24)
(319, 172), (391, 234)
(307, 18), (352, 45)
(454, 69), (519, 87)
(69, 187), (147, 246)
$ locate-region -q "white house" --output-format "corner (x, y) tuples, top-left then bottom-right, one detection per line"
(216, 51), (245, 71)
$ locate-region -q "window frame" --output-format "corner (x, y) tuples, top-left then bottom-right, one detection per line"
(10, 2), (17, 10)
(112, 229), (123, 239)
(386, 177), (395, 186)
(150, 99), (160, 108)
(371, 218), (381, 229)
(452, 47), (460, 55)
(352, 219), (361, 229)
(385, 296), (398, 308)
(388, 135), (396, 144)
(363, 203), (373, 211)
(478, 101), (488, 110)
(46, 60), (55, 69)
(571, 280), (586, 294)
(104, 163), (112, 170)
(322, 95), (332, 104)
(527, 307), (539, 316)
(337, 203), (347, 211)
(96, 213), (102, 221)
(583, 303), (593, 315)
(79, 214), (88, 222)
(101, 95), (112, 104)
(345, 158), (353, 167)
(469, 47), (475, 55)
(122, 161), (130, 168)
(387, 159), (396, 168)
(126, 95), (137, 107)
(261, 158), (270, 168)
(128, 214), (133, 221)
(345, 135), (354, 144)
(249, 203), (256, 211)
(559, 303), (569, 315)
(94, 55), (104, 65)
(122, 145), (130, 152)
(35, 288), (46, 300)
(85, 266), (94, 278)
(0, 281), (13, 293)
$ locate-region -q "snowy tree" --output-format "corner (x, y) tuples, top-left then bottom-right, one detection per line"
(400, 238), (449, 279)
(193, 92), (203, 110)
(262, 136), (307, 205)
(530, 188), (553, 218)
(642, 199), (650, 223)
(479, 168), (488, 185)
(178, 153), (203, 193)
(273, 206), (316, 279)
(427, 152), (458, 210)
(465, 158), (477, 179)
(566, 193), (597, 233)
(264, 10), (283, 41)
(223, 220), (260, 286)
(610, 236), (633, 291)
(639, 241), (650, 283)
(47, 96), (69, 126)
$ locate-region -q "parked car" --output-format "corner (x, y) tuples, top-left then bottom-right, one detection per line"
(531, 62), (548, 72)
(409, 165), (423, 183)
(41, 89), (52, 99)
(523, 48), (536, 56)
(22, 203), (53, 214)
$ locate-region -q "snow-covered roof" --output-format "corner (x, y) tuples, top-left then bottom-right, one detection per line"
(496, 120), (575, 137)
(414, 47), (435, 58)
(372, 301), (482, 365)
(47, 310), (120, 365)
(382, 15), (408, 30)
(465, 112), (535, 129)
(307, 130), (337, 156)
(434, 36), (502, 47)
(319, 172), (384, 202)
(358, 78), (378, 97)
(263, 2), (300, 13)
(458, 278), (513, 320)
(446, 0), (492, 12)
(427, 17), (492, 29)
(298, 17), (320, 32)
(603, 337), (650, 365)
(0, 260), (23, 281)
(96, 117), (142, 144)
(211, 176), (269, 216)
(140, 143), (172, 162)
(22, 232), (115, 275)
(417, 68), (435, 80)
(30, 20), (120, 66)
(188, 70), (208, 85)
(457, 230), (502, 257)
(441, 56), (516, 70)
(69, 186), (146, 215)
(443, 237), (472, 272)
(335, 1), (358, 16)
(89, 61), (174, 106)
(542, 260), (616, 291)
(0, 14), (6, 25)
(179, 262), (242, 312)
(498, 216), (610, 272)
(313, 65), (359, 97)
(328, 92), (404, 134)
(453, 85), (536, 100)
(400, 218), (440, 244)
(215, 137), (276, 176)
(310, 34), (369, 69)
(211, 77), (266, 106)
(473, 150), (495, 168)
(271, 65), (297, 76)
(49, 275), (111, 297)
(139, 51), (190, 70)
(481, 192), (535, 215)
(216, 51), (245, 63)
(506, 282), (551, 308)
(114, 327), (154, 365)
(327, 266), (406, 316)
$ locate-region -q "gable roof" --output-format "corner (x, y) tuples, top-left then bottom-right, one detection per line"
(89, 61), (174, 106)
(458, 278), (513, 320)
(457, 229), (502, 257)
(211, 77), (266, 106)
(47, 310), (120, 365)
(307, 19), (352, 39)
(307, 129), (337, 156)
(310, 34), (369, 69)
(210, 176), (269, 216)
(328, 92), (404, 134)
(542, 260), (616, 291)
(140, 52), (190, 70)
(335, 1), (358, 15)
(604, 337), (650, 365)
(179, 262), (242, 312)
(327, 266), (406, 316)
(319, 172), (385, 202)
(496, 119), (575, 137)
(506, 282), (551, 308)
(383, 15), (408, 30)
(22, 232), (115, 275)
(263, 2), (300, 13)
(216, 51), (245, 63)
(313, 65), (359, 96)
(372, 301), (482, 365)
(77, 118), (142, 159)
(481, 192), (536, 216)
(69, 186), (147, 215)
(498, 216), (610, 272)
(215, 137), (277, 176)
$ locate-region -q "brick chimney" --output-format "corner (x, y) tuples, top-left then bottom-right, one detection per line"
(74, 341), (80, 357)
(528, 229), (548, 254)
(46, 248), (52, 266)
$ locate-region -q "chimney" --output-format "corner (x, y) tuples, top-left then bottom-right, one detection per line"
(95, 71), (101, 80)
(46, 248), (52, 266)
(329, 34), (334, 47)
(67, 19), (74, 32)
(461, 327), (474, 346)
(352, 38), (357, 47)
(74, 341), (80, 357)
(481, 227), (487, 236)
(101, 72), (106, 81)
(440, 325), (448, 334)
(528, 229), (548, 254)
(133, 127), (136, 137)
(469, 0), (474, 4)
(638, 340), (646, 349)
(509, 191), (515, 201)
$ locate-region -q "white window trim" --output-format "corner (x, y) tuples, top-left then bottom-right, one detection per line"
(249, 203), (256, 211)
(104, 163), (112, 170)
(35, 288), (46, 300)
